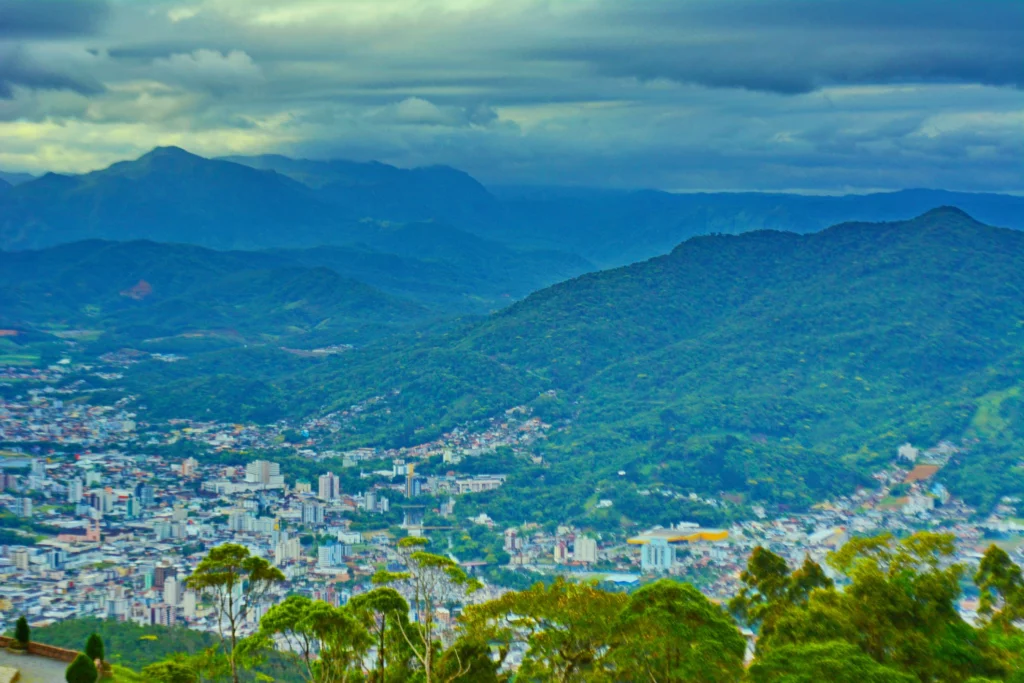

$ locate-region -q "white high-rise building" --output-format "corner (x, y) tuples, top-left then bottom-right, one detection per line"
(245, 460), (284, 487)
(183, 590), (197, 618)
(318, 472), (340, 501)
(575, 536), (598, 564)
(302, 501), (325, 525)
(68, 478), (84, 504)
(164, 576), (181, 606)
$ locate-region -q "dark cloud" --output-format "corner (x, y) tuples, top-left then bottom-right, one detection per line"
(535, 0), (1024, 94)
(0, 45), (104, 98)
(0, 0), (110, 38)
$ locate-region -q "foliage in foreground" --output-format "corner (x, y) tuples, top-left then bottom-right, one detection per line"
(129, 534), (1024, 682)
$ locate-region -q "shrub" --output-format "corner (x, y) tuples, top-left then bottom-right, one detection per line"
(14, 615), (30, 648)
(66, 652), (98, 683)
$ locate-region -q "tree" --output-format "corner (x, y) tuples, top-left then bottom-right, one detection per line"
(348, 587), (411, 681)
(762, 532), (1008, 682)
(184, 544), (284, 683)
(14, 615), (30, 649)
(66, 652), (98, 683)
(747, 640), (917, 683)
(259, 596), (370, 683)
(610, 580), (745, 682)
(85, 633), (105, 665)
(976, 545), (1024, 632)
(141, 647), (228, 683)
(728, 548), (830, 645)
(374, 537), (482, 683)
(462, 576), (627, 682)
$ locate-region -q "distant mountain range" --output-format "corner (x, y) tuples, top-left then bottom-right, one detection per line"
(2, 147), (1023, 270)
(122, 208), (1024, 523)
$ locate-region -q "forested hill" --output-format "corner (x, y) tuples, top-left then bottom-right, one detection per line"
(152, 206), (1024, 520)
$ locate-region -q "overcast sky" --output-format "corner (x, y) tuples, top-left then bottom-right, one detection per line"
(1, 0), (1022, 192)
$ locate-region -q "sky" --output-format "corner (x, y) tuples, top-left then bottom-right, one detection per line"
(1, 0), (1022, 192)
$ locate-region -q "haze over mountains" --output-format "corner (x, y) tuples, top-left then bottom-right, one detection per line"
(2, 147), (1023, 268)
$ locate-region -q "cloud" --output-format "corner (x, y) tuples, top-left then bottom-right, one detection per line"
(150, 49), (263, 95)
(0, 0), (110, 38)
(0, 45), (105, 99)
(0, 0), (1022, 193)
(534, 0), (1024, 94)
(372, 97), (499, 127)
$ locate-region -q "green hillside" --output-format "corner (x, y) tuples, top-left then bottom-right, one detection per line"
(124, 208), (1024, 522)
(0, 240), (431, 348)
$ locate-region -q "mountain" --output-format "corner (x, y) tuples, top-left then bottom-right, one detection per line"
(0, 239), (431, 349)
(0, 147), (356, 250)
(222, 154), (499, 227)
(133, 208), (1024, 522)
(0, 171), (35, 186)
(491, 187), (1024, 266)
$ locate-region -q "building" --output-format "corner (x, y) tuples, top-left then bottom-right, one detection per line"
(181, 457), (199, 477)
(640, 538), (675, 572)
(14, 497), (32, 518)
(302, 501), (325, 526)
(153, 564), (175, 591)
(151, 604), (177, 627)
(183, 591), (197, 619)
(553, 541), (570, 564)
(125, 495), (141, 519)
(245, 460), (285, 488)
(318, 472), (340, 501)
(455, 476), (506, 495)
(575, 536), (598, 564)
(164, 576), (181, 606)
(317, 543), (349, 570)
(67, 477), (84, 504)
(134, 483), (155, 507)
(275, 537), (303, 564)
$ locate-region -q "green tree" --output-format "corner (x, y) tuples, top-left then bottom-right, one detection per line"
(747, 640), (917, 683)
(85, 633), (105, 665)
(184, 543), (284, 683)
(764, 532), (1007, 682)
(66, 652), (99, 683)
(462, 576), (627, 682)
(729, 548), (830, 644)
(14, 615), (30, 648)
(976, 544), (1024, 632)
(260, 596), (370, 683)
(374, 537), (482, 683)
(611, 579), (745, 682)
(349, 587), (411, 681)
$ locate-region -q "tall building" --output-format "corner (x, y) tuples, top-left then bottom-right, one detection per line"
(318, 472), (340, 501)
(181, 457), (199, 477)
(245, 460), (284, 487)
(164, 576), (181, 606)
(30, 459), (46, 479)
(14, 497), (32, 518)
(301, 501), (325, 525)
(153, 564), (175, 591)
(134, 483), (155, 507)
(183, 591), (197, 619)
(67, 478), (84, 504)
(13, 548), (30, 571)
(575, 536), (598, 564)
(125, 495), (140, 519)
(553, 541), (569, 564)
(363, 490), (377, 512)
(151, 604), (177, 627)
(640, 538), (675, 573)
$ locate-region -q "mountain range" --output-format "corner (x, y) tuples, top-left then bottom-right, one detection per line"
(3, 147), (1024, 269)
(116, 208), (1024, 524)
